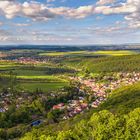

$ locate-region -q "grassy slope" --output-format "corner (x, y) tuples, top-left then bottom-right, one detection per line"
(98, 82), (140, 114)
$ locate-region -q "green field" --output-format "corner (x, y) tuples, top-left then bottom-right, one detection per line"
(20, 82), (68, 92)
(0, 61), (70, 92)
(17, 75), (63, 80)
(39, 51), (88, 56)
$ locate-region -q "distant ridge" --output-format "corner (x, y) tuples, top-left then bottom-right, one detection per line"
(0, 44), (140, 51)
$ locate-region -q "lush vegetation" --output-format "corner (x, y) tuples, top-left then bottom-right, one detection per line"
(21, 108), (140, 140)
(0, 63), (72, 92)
(98, 82), (140, 114)
(0, 48), (140, 140)
(63, 54), (140, 73)
(20, 82), (140, 140)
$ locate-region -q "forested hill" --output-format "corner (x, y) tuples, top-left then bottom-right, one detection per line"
(63, 54), (140, 73)
(86, 54), (140, 72)
(20, 82), (140, 140)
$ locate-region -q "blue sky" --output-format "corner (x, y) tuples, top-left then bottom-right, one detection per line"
(0, 0), (139, 45)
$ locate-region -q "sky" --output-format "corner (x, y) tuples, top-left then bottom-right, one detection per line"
(0, 0), (140, 45)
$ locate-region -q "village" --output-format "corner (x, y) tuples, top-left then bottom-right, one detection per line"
(52, 72), (140, 119)
(0, 91), (33, 113)
(1, 71), (140, 121)
(14, 57), (48, 65)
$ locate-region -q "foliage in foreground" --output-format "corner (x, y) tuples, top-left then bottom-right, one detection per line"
(21, 108), (140, 140)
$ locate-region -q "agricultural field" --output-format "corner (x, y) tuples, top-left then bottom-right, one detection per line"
(39, 50), (138, 57)
(0, 60), (70, 92)
(0, 47), (140, 140)
(92, 50), (138, 56)
(0, 49), (139, 92)
(0, 49), (140, 91)
(39, 51), (88, 56)
(20, 82), (68, 92)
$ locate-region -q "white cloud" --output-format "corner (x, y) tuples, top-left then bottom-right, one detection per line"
(0, 0), (137, 19)
(0, 1), (21, 19)
(124, 0), (140, 28)
(96, 0), (115, 5)
(0, 0), (139, 30)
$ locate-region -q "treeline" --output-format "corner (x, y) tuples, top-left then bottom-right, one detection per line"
(45, 67), (76, 75)
(21, 65), (76, 75)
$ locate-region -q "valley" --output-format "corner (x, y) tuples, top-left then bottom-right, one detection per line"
(0, 46), (139, 139)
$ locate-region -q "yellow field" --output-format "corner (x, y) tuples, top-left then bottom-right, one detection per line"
(39, 50), (138, 57)
(92, 50), (138, 56)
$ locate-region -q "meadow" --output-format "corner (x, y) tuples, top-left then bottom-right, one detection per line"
(20, 82), (68, 92)
(0, 61), (69, 92)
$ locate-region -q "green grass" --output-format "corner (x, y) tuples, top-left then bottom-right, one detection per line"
(39, 51), (88, 56)
(20, 82), (68, 92)
(13, 69), (46, 76)
(0, 61), (70, 92)
(17, 75), (66, 82)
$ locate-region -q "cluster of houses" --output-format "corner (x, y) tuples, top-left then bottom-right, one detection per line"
(66, 100), (88, 118)
(0, 91), (36, 113)
(15, 57), (46, 65)
(78, 72), (140, 108)
(52, 72), (140, 120)
(0, 93), (12, 112)
(53, 97), (88, 119)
